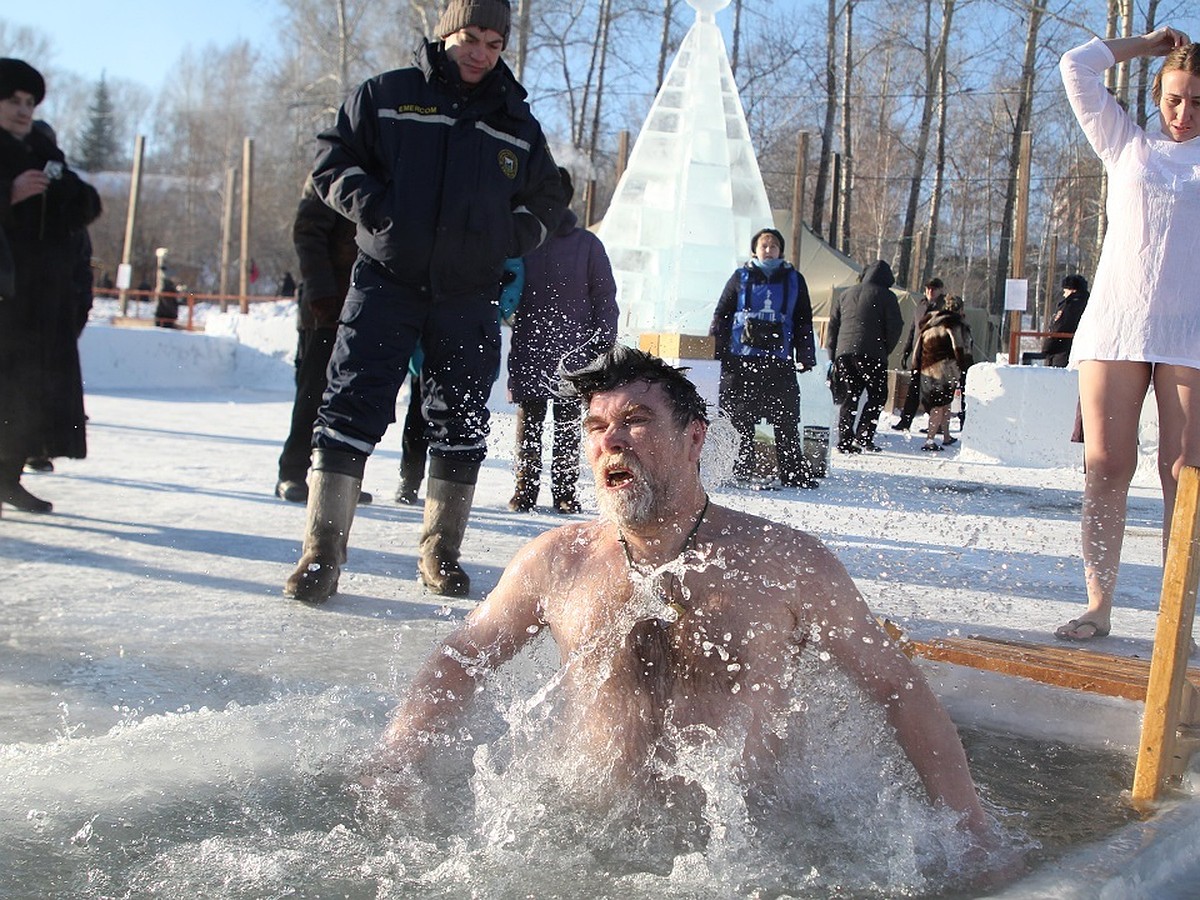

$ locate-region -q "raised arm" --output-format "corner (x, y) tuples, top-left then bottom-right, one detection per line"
(1102, 25), (1189, 65)
(801, 543), (989, 835)
(375, 532), (556, 770)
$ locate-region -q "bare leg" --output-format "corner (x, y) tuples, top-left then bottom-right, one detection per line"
(923, 405), (948, 448)
(1065, 361), (1152, 637)
(1152, 364), (1200, 558)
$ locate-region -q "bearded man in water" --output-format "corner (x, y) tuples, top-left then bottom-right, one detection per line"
(371, 345), (988, 837)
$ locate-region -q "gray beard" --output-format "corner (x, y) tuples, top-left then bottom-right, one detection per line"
(596, 455), (658, 529)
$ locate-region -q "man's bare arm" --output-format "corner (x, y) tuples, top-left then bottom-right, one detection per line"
(798, 541), (989, 835)
(375, 533), (555, 769)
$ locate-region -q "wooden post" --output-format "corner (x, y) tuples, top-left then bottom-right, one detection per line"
(1132, 465), (1200, 805)
(790, 131), (809, 268)
(584, 178), (596, 228)
(1042, 234), (1058, 333)
(118, 135), (145, 316)
(238, 138), (253, 314)
(615, 129), (629, 184)
(1008, 131), (1031, 364)
(218, 166), (236, 312)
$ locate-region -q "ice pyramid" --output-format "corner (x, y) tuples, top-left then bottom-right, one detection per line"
(597, 0), (774, 338)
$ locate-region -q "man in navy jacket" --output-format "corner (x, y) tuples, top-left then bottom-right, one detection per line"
(285, 0), (565, 603)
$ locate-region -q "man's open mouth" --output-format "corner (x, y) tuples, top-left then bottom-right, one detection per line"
(604, 465), (635, 488)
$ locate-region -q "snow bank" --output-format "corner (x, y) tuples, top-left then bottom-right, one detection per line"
(79, 317), (1160, 480)
(960, 362), (1159, 484)
(80, 311), (297, 393)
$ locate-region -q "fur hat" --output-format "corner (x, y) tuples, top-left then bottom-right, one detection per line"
(0, 58), (45, 105)
(1062, 273), (1089, 293)
(435, 0), (512, 46)
(750, 227), (785, 256)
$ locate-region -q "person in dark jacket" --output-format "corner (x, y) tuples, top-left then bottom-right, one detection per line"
(826, 260), (904, 453)
(0, 59), (102, 515)
(709, 227), (818, 489)
(507, 169), (618, 513)
(1042, 273), (1089, 367)
(274, 176), (371, 506)
(286, 0), (566, 603)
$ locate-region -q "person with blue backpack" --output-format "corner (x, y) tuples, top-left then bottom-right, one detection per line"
(709, 227), (819, 489)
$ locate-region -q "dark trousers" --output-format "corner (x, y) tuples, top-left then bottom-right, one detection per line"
(314, 256), (500, 467)
(278, 326), (337, 482)
(719, 357), (807, 484)
(513, 396), (582, 503)
(835, 354), (887, 447)
(398, 373), (429, 490)
(896, 366), (922, 427)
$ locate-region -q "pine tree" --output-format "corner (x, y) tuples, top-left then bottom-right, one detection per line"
(76, 75), (120, 173)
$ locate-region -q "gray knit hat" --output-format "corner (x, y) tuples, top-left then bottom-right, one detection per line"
(435, 0), (512, 47)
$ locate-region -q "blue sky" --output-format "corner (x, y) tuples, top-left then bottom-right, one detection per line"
(4, 1), (282, 90)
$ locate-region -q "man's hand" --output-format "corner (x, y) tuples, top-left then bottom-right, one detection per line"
(11, 169), (50, 205)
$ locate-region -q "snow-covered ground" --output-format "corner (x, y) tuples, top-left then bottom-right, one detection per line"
(2, 314), (1198, 898)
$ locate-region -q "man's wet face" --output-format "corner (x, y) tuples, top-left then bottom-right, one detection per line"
(584, 382), (689, 528)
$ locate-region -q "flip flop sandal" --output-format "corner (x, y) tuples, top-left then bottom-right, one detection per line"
(1055, 618), (1111, 641)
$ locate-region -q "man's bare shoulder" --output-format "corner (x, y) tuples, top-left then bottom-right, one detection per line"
(704, 502), (832, 560)
(506, 519), (614, 574)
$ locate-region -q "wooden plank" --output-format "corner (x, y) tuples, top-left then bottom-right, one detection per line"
(1133, 465), (1200, 801)
(910, 635), (1200, 709)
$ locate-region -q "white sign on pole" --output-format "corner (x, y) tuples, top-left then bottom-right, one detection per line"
(1004, 278), (1028, 312)
(116, 264), (133, 290)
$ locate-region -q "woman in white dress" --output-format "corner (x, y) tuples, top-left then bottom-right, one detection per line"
(1056, 27), (1200, 641)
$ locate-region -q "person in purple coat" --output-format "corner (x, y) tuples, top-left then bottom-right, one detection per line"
(507, 169), (618, 513)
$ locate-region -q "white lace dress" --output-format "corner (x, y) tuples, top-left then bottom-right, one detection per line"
(1060, 38), (1200, 369)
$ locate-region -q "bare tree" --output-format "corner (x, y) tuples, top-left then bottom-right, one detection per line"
(989, 0), (1046, 318)
(837, 0), (856, 255)
(811, 0), (839, 240)
(731, 0), (745, 77)
(895, 0), (953, 289)
(655, 0), (679, 91)
(921, 0), (955, 285)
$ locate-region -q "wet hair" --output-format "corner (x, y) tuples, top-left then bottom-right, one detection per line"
(1062, 273), (1089, 293)
(561, 345), (709, 427)
(750, 227), (785, 256)
(1152, 43), (1200, 105)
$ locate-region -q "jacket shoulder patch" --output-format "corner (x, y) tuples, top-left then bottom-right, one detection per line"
(498, 149), (519, 179)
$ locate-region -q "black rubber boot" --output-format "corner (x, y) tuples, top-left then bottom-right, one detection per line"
(0, 456), (52, 514)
